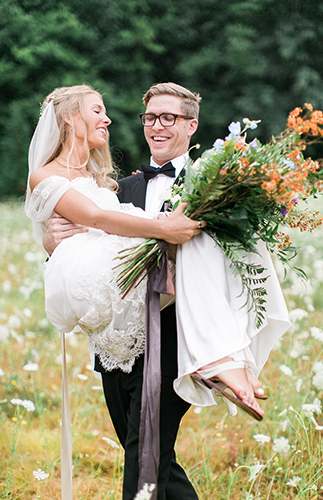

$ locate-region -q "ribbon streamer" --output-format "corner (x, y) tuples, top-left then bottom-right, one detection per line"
(138, 240), (175, 498)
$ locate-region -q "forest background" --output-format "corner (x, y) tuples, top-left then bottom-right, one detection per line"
(2, 0), (323, 199)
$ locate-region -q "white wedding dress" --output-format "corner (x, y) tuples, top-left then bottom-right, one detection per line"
(26, 175), (290, 406)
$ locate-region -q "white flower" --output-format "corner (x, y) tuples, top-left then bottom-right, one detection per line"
(23, 362), (39, 372)
(23, 308), (32, 318)
(279, 364), (293, 376)
(302, 398), (322, 418)
(7, 315), (21, 329)
(77, 374), (89, 381)
(11, 398), (23, 406)
(310, 415), (323, 430)
(248, 462), (264, 482)
(289, 308), (308, 322)
(312, 371), (323, 390)
(86, 364), (93, 371)
(38, 318), (49, 329)
(280, 420), (288, 432)
(134, 483), (156, 500)
(253, 434), (270, 445)
(213, 138), (225, 150)
(2, 280), (12, 293)
(0, 368), (4, 376)
(91, 429), (99, 436)
(313, 361), (323, 373)
(289, 341), (305, 359)
(11, 398), (35, 412)
(102, 437), (119, 449)
(286, 476), (301, 487)
(228, 121), (241, 136)
(273, 437), (290, 457)
(33, 469), (49, 481)
(193, 407), (202, 414)
(22, 400), (36, 412)
(310, 326), (323, 342)
(242, 117), (261, 130)
(296, 378), (303, 393)
(0, 325), (10, 341)
(91, 385), (102, 391)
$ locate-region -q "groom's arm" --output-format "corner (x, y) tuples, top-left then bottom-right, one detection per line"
(43, 213), (88, 255)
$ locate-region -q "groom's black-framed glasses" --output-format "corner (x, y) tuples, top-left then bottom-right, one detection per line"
(139, 113), (194, 127)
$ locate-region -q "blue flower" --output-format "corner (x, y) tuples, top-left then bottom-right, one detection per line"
(249, 138), (259, 150)
(213, 138), (225, 150)
(282, 158), (296, 170)
(228, 121), (241, 136)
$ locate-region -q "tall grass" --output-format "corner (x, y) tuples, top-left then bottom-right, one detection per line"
(1, 199), (323, 499)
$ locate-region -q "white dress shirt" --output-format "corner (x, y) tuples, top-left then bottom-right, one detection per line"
(145, 153), (188, 215)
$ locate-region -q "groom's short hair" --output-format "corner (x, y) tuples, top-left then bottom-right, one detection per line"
(143, 82), (201, 119)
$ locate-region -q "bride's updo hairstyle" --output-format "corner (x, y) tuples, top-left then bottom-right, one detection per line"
(44, 85), (118, 190)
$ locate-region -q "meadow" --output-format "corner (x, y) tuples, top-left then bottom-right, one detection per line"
(1, 199), (323, 500)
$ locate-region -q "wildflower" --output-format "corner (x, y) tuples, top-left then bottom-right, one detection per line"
(310, 326), (323, 342)
(134, 483), (156, 500)
(213, 138), (225, 150)
(286, 476), (301, 487)
(33, 469), (49, 481)
(289, 308), (308, 322)
(11, 398), (35, 412)
(7, 315), (21, 329)
(242, 117), (261, 130)
(23, 308), (32, 318)
(77, 374), (89, 381)
(253, 434), (270, 445)
(0, 325), (10, 341)
(280, 420), (288, 432)
(312, 371), (323, 390)
(313, 361), (323, 373)
(279, 365), (293, 376)
(38, 318), (49, 329)
(302, 398), (322, 417)
(91, 385), (102, 391)
(102, 437), (119, 449)
(248, 461), (264, 482)
(0, 368), (4, 376)
(273, 437), (290, 457)
(193, 407), (202, 414)
(228, 121), (241, 136)
(23, 362), (39, 372)
(296, 378), (303, 392)
(2, 280), (12, 293)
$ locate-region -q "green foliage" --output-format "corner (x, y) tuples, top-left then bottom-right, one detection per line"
(2, 0), (323, 198)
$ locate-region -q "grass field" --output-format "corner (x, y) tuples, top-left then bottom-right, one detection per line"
(1, 199), (323, 499)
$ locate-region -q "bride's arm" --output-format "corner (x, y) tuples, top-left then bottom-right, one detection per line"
(54, 188), (199, 244)
(30, 172), (204, 245)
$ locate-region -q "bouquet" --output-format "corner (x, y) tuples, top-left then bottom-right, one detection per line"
(113, 104), (323, 327)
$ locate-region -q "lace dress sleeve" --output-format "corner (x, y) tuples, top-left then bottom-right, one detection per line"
(25, 176), (72, 245)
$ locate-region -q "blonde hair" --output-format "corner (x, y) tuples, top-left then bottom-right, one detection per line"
(143, 82), (201, 119)
(44, 85), (117, 190)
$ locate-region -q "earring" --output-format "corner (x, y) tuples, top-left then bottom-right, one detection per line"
(70, 127), (74, 132)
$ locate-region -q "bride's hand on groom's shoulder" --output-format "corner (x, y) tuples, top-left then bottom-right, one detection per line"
(43, 213), (89, 256)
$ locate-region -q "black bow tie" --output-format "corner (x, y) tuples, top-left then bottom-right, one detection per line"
(141, 162), (175, 181)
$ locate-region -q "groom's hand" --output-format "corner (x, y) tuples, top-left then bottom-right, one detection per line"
(43, 212), (89, 255)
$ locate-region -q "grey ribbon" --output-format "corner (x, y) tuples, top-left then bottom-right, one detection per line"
(138, 240), (174, 498)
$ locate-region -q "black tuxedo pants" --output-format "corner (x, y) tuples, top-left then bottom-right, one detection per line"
(101, 358), (198, 500)
(100, 304), (199, 500)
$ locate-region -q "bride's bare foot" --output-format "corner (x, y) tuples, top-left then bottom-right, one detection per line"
(201, 357), (265, 417)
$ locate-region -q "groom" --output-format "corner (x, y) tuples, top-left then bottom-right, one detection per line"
(43, 82), (201, 499)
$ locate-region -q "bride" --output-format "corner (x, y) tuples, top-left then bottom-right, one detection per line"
(25, 85), (290, 422)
